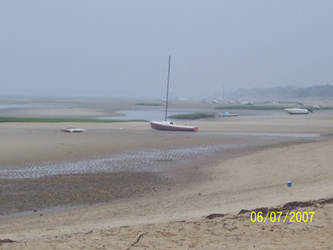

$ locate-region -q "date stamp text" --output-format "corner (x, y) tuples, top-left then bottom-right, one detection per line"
(250, 211), (315, 223)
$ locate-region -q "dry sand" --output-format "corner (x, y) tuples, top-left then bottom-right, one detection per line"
(2, 202), (332, 250)
(0, 112), (333, 249)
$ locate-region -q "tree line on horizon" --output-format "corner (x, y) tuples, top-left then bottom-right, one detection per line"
(230, 84), (333, 98)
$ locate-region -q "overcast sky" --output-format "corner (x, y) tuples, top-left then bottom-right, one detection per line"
(1, 1), (332, 98)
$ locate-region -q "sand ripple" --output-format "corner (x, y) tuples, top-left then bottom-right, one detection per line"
(0, 143), (252, 179)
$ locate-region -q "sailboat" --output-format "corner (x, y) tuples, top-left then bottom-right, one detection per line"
(150, 56), (199, 132)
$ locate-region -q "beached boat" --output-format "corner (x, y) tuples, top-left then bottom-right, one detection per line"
(284, 108), (309, 115)
(150, 55), (199, 132)
(62, 127), (86, 133)
(221, 111), (239, 117)
(150, 121), (199, 131)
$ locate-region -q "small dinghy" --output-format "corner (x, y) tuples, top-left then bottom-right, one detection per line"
(61, 127), (86, 133)
(150, 121), (199, 132)
(284, 108), (310, 115)
(222, 111), (239, 117)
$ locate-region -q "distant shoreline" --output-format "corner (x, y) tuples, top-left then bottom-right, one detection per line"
(0, 117), (146, 123)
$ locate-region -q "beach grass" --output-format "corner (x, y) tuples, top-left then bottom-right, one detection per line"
(0, 117), (145, 123)
(136, 102), (162, 106)
(168, 113), (215, 120)
(215, 105), (291, 110)
(216, 105), (333, 111)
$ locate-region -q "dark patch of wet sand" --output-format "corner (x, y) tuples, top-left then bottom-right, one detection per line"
(0, 172), (173, 216)
(0, 138), (318, 217)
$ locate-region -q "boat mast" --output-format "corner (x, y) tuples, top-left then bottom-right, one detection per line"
(164, 55), (171, 121)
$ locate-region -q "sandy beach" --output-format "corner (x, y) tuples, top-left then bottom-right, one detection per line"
(0, 108), (333, 249)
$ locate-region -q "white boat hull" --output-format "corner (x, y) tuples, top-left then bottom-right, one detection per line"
(284, 108), (309, 115)
(150, 121), (198, 132)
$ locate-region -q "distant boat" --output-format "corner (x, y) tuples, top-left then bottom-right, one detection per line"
(284, 108), (310, 115)
(150, 56), (199, 132)
(222, 111), (239, 117)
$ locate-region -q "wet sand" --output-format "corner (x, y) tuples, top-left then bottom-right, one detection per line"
(0, 172), (172, 215)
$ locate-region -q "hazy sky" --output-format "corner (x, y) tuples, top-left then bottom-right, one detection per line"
(1, 1), (332, 98)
